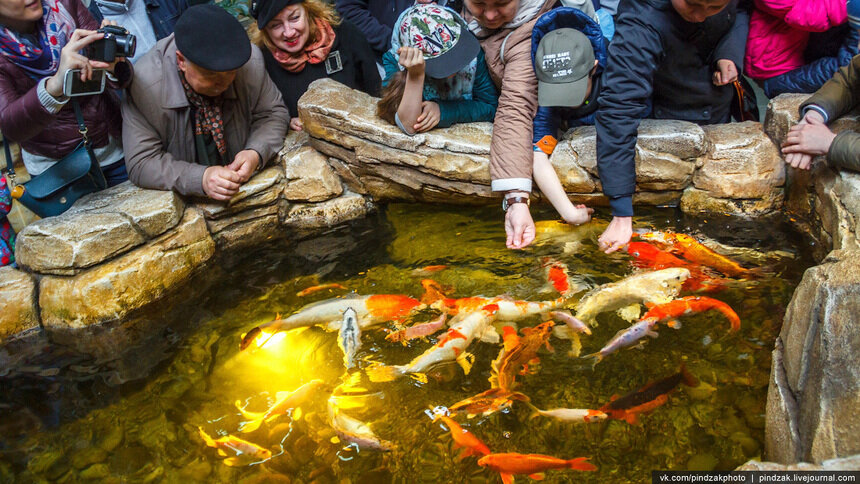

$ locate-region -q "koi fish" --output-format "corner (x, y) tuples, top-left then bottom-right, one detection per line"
(198, 427), (272, 466)
(637, 232), (754, 277)
(572, 268), (690, 327)
(490, 321), (555, 391)
(478, 453), (597, 483)
(327, 397), (393, 451)
(548, 310), (591, 336)
(627, 242), (728, 293)
(599, 365), (699, 425)
(583, 319), (659, 365)
(240, 294), (423, 349)
(448, 387), (531, 418)
(367, 306), (498, 382)
(235, 379), (330, 433)
(296, 283), (347, 297)
(386, 312), (448, 343)
(432, 413), (491, 458)
(434, 296), (566, 321)
(338, 308), (361, 369)
(640, 296), (740, 332)
(411, 265), (448, 276)
(541, 258), (583, 296)
(530, 408), (607, 423)
(419, 279), (453, 305)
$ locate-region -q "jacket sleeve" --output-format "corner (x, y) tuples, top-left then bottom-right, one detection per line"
(243, 48), (290, 167)
(714, 2), (749, 70)
(828, 130), (860, 171)
(532, 107), (559, 145)
(335, 0), (391, 55)
(754, 0), (847, 32)
(121, 87), (208, 196)
(488, 33), (541, 192)
(802, 55), (860, 122)
(594, 13), (663, 217)
(437, 53), (499, 127)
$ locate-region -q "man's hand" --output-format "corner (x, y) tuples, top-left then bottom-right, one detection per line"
(289, 117), (303, 132)
(414, 101), (440, 133)
(598, 216), (633, 254)
(782, 113), (836, 169)
(505, 202), (535, 250)
(712, 59), (738, 86)
(227, 149), (261, 182)
(203, 166), (242, 201)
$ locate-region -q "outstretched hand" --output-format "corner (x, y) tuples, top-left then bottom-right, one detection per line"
(505, 203), (535, 250)
(597, 216), (632, 254)
(781, 111), (836, 169)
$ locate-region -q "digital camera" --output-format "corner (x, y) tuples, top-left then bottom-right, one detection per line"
(86, 25), (136, 62)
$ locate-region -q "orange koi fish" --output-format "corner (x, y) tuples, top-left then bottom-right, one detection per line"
(490, 321), (555, 391)
(599, 365), (699, 425)
(448, 387), (531, 418)
(636, 232), (754, 277)
(641, 296), (740, 332)
(433, 414), (491, 458)
(478, 453), (597, 483)
(541, 258), (580, 296)
(386, 313), (448, 343)
(411, 265), (449, 277)
(295, 283), (348, 297)
(198, 427), (272, 466)
(419, 279), (453, 305)
(627, 242), (727, 293)
(240, 294), (423, 349)
(235, 380), (330, 433)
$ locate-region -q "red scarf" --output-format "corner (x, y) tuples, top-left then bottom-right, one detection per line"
(268, 18), (336, 73)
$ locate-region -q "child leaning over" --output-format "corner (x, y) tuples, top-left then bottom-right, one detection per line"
(376, 3), (497, 135)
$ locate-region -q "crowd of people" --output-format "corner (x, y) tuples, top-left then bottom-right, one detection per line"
(1, 0), (859, 268)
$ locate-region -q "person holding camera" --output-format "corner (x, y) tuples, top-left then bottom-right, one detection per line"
(88, 0), (190, 63)
(121, 4), (288, 201)
(0, 0), (133, 189)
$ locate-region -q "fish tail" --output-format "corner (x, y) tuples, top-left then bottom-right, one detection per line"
(197, 427), (217, 448)
(582, 352), (603, 367)
(234, 401), (266, 422)
(238, 417), (265, 433)
(222, 457), (242, 467)
(717, 305), (742, 332)
(567, 457), (598, 471)
(679, 364), (699, 387)
(366, 363), (401, 383)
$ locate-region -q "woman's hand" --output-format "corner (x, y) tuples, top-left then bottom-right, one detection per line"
(414, 101), (440, 132)
(44, 28), (107, 98)
(290, 117), (303, 131)
(397, 46), (425, 78)
(505, 201), (535, 250)
(92, 19), (124, 74)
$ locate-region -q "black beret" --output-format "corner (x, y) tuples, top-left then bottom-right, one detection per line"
(251, 0), (302, 29)
(174, 4), (251, 72)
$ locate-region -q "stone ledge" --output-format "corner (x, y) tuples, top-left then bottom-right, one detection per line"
(0, 267), (39, 344)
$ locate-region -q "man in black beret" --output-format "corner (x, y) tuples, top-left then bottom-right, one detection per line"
(122, 4), (289, 200)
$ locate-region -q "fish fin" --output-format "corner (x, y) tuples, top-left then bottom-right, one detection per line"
(644, 302), (654, 309)
(407, 372), (429, 385)
(552, 324), (571, 340)
(223, 457), (242, 467)
(646, 329), (660, 339)
(293, 407), (303, 421)
(198, 427), (217, 448)
(479, 327), (500, 344)
(582, 352), (603, 366)
(529, 473), (546, 480)
(238, 418), (264, 433)
(567, 333), (582, 358)
(617, 304), (641, 322)
(667, 320), (682, 329)
(680, 364), (700, 387)
(609, 394), (619, 402)
(625, 413), (639, 425)
(366, 363), (401, 383)
(330, 436), (341, 444)
(456, 352), (475, 375)
(567, 457), (598, 471)
(500, 473), (515, 484)
(217, 449), (228, 457)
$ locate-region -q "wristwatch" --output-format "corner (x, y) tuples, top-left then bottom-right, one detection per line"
(502, 196), (530, 212)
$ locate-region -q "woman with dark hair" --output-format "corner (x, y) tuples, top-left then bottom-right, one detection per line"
(249, 0), (380, 132)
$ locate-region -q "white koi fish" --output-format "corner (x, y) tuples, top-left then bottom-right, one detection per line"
(338, 308), (361, 369)
(327, 396), (393, 451)
(583, 319), (659, 364)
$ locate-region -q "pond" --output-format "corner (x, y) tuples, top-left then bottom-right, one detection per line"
(0, 203), (814, 483)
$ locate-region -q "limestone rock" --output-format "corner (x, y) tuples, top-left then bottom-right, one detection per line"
(764, 93), (808, 145)
(547, 142), (596, 193)
(282, 146), (343, 202)
(195, 167), (284, 219)
(39, 209), (215, 331)
(0, 267), (38, 343)
(635, 119), (708, 159)
(567, 191), (683, 207)
(694, 122), (785, 199)
(71, 182), (184, 238)
(635, 147), (695, 191)
(206, 201), (284, 251)
(737, 454), (860, 471)
(813, 170), (860, 253)
(766, 250), (860, 463)
(680, 186), (783, 216)
(281, 129), (310, 155)
(282, 191), (373, 235)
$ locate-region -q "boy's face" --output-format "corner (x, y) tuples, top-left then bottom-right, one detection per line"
(670, 0), (730, 23)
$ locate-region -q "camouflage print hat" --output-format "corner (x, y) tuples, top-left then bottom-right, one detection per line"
(396, 4), (480, 79)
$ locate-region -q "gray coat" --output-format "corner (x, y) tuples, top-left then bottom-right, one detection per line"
(122, 35), (289, 197)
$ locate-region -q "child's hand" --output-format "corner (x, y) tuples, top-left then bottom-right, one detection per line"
(561, 204), (594, 226)
(414, 101), (440, 132)
(397, 46), (425, 77)
(712, 59), (738, 86)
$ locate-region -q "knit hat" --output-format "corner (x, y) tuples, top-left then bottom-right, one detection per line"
(534, 28), (595, 107)
(396, 4), (480, 79)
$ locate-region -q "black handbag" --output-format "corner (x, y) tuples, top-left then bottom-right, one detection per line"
(2, 98), (107, 218)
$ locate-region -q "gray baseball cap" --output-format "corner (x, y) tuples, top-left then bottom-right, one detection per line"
(535, 28), (595, 108)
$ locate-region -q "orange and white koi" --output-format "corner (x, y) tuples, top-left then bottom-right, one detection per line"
(235, 379), (330, 433)
(599, 365), (699, 425)
(490, 321), (555, 391)
(477, 452), (597, 483)
(636, 232), (754, 277)
(386, 312), (448, 343)
(448, 387), (531, 418)
(628, 241), (728, 293)
(541, 258), (582, 296)
(198, 427), (272, 466)
(433, 413), (491, 458)
(641, 296), (741, 332)
(296, 283), (348, 297)
(419, 279), (453, 305)
(367, 305), (498, 382)
(434, 296), (565, 321)
(530, 408), (607, 423)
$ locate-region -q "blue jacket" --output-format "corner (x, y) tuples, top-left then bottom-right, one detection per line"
(531, 7), (608, 147)
(336, 0), (420, 59)
(594, 0), (748, 217)
(382, 50), (498, 129)
(88, 0), (189, 40)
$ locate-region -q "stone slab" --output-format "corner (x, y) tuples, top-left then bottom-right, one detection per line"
(0, 267), (39, 343)
(282, 146), (343, 202)
(195, 167), (284, 219)
(680, 187), (784, 217)
(282, 191), (374, 235)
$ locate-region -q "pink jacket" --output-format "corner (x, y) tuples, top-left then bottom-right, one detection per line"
(745, 0), (847, 80)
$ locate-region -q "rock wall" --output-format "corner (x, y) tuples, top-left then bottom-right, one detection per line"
(299, 79), (786, 215)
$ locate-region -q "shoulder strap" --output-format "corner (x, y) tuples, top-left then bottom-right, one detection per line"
(3, 139), (13, 178)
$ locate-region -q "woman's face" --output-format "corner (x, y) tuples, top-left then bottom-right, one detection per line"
(670, 0), (729, 23)
(464, 0), (520, 30)
(265, 4), (310, 54)
(0, 0), (44, 32)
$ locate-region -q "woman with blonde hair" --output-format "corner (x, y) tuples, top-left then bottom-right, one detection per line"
(250, 0), (380, 131)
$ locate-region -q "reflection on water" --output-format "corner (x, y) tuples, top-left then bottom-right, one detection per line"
(0, 204), (811, 483)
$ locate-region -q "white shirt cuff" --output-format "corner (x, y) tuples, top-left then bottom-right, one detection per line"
(394, 112), (416, 136)
(802, 104), (829, 123)
(37, 77), (69, 114)
(491, 178), (532, 193)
